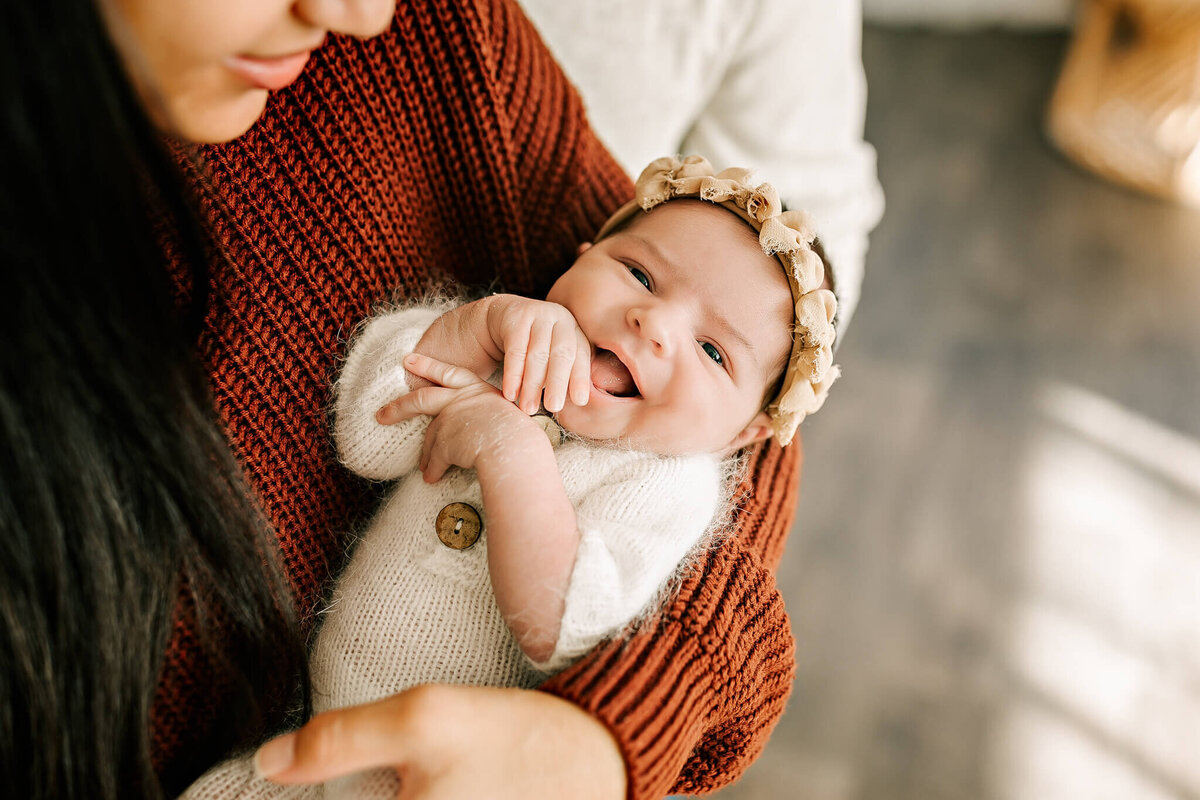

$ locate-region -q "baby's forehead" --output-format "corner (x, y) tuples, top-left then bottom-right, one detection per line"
(625, 201), (789, 295)
(623, 197), (760, 247)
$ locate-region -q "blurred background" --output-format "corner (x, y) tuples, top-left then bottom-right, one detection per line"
(716, 3), (1200, 799)
(520, 1), (1198, 797)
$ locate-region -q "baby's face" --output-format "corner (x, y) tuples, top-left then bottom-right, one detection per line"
(546, 200), (793, 455)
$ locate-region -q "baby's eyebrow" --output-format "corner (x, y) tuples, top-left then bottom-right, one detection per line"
(626, 233), (667, 266)
(710, 307), (758, 369)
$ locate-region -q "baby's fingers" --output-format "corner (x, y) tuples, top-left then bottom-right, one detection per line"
(516, 319), (554, 415)
(418, 420), (446, 482)
(501, 325), (532, 405)
(376, 386), (459, 424)
(404, 353), (482, 390)
(568, 326), (591, 408)
(542, 321), (587, 413)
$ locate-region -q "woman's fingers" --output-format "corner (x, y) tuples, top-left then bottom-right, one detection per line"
(254, 685), (626, 799)
(254, 692), (430, 785)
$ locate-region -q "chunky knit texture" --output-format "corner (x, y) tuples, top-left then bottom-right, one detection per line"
(154, 2), (800, 798)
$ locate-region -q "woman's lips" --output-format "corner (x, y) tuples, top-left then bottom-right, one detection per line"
(225, 51), (313, 92)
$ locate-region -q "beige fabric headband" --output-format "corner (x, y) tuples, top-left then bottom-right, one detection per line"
(595, 155), (839, 446)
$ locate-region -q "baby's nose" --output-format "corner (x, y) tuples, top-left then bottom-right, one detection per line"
(627, 306), (674, 352)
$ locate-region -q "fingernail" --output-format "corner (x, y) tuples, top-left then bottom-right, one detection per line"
(376, 406), (394, 424)
(254, 733), (296, 778)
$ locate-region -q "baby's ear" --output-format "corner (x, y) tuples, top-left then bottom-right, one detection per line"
(576, 241), (593, 256)
(725, 411), (774, 453)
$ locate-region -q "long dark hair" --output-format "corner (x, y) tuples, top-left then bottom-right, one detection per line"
(0, 3), (308, 798)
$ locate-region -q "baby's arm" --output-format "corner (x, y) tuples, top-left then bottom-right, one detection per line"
(544, 453), (723, 673)
(333, 305), (455, 480)
(384, 353), (581, 664)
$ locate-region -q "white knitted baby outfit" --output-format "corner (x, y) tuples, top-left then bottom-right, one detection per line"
(182, 304), (722, 799)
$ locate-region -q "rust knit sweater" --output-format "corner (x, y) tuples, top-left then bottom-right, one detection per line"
(154, 1), (799, 797)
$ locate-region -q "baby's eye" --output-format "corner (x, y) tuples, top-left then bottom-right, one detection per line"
(701, 342), (724, 366)
(627, 265), (651, 289)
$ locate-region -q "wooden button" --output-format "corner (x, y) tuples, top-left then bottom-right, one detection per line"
(532, 414), (564, 448)
(435, 502), (482, 550)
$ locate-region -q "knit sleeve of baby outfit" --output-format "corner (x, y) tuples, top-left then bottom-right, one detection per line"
(533, 452), (722, 674)
(538, 442), (800, 799)
(332, 303), (453, 480)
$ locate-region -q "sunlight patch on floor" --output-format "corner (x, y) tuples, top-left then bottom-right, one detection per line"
(993, 382), (1200, 800)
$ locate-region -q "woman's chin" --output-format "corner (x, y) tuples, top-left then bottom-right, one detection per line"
(167, 88), (269, 143)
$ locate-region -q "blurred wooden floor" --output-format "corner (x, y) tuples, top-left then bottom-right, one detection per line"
(711, 26), (1200, 800)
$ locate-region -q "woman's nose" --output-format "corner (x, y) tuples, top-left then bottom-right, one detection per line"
(295, 0), (396, 39)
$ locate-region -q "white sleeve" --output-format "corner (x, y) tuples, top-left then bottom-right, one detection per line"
(535, 455), (722, 673)
(518, 0), (884, 337)
(332, 304), (450, 481)
(680, 0), (885, 335)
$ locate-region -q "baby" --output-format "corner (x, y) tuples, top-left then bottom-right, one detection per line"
(184, 156), (838, 799)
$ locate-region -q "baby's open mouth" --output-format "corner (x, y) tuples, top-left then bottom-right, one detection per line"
(591, 348), (640, 398)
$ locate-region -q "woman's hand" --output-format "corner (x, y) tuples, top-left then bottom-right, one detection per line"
(252, 684), (627, 799)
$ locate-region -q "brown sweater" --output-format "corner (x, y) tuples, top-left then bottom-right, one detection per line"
(154, 1), (799, 797)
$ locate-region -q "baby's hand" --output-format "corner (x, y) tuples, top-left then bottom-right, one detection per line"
(377, 353), (543, 482)
(485, 295), (591, 415)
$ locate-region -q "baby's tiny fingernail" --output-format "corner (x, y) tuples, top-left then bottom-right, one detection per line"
(376, 406), (395, 424)
(254, 733), (296, 778)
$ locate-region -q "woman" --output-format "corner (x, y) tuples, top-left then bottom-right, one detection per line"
(0, 1), (800, 798)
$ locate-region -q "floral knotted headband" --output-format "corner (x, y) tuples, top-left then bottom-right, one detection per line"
(595, 155), (839, 446)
